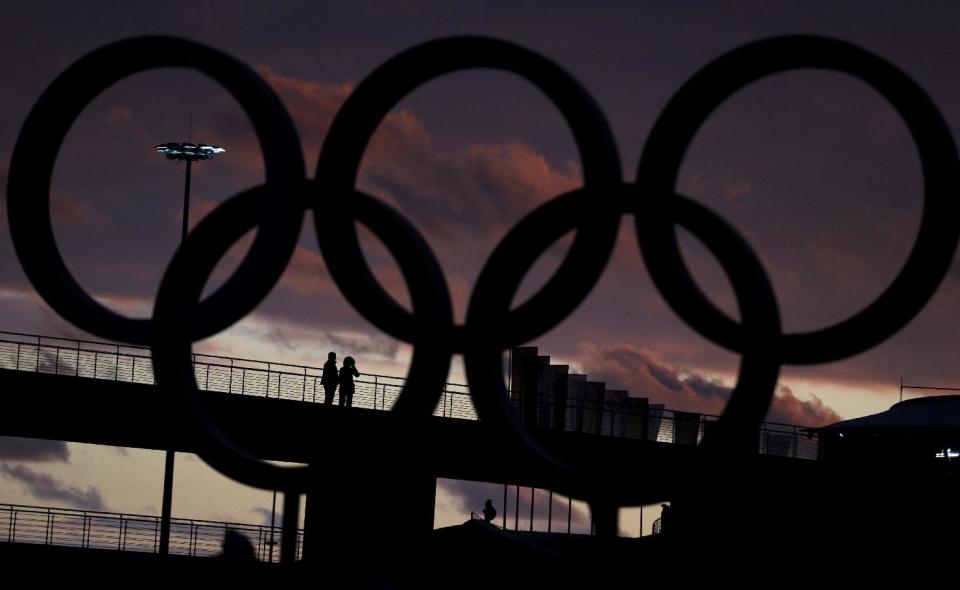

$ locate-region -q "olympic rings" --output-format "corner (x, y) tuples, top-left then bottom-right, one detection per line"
(8, 35), (959, 521)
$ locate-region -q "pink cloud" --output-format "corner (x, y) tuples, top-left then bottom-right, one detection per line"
(254, 66), (581, 247)
(577, 341), (841, 426)
(50, 189), (111, 230)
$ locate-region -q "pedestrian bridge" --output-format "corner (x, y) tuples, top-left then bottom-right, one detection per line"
(0, 330), (820, 462)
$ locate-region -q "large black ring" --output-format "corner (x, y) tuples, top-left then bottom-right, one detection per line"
(636, 35), (960, 364)
(315, 36), (622, 347)
(6, 36), (305, 345)
(151, 183), (454, 490)
(464, 185), (782, 509)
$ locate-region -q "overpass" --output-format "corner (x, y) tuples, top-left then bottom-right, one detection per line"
(0, 330), (821, 464)
(0, 330), (831, 568)
(4, 329), (953, 584)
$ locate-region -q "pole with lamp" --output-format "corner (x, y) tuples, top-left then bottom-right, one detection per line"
(154, 139), (225, 555)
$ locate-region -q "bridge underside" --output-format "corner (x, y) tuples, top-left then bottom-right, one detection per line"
(0, 368), (817, 503)
(4, 368), (956, 582)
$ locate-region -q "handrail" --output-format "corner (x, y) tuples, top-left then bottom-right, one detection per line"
(0, 330), (821, 459)
(0, 502), (302, 562)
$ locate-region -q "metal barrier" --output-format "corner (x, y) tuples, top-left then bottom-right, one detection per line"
(0, 330), (819, 459)
(0, 503), (301, 562)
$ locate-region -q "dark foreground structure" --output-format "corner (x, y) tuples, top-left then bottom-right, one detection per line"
(5, 30), (960, 588)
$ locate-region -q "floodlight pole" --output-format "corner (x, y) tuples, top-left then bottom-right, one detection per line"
(181, 159), (192, 241)
(154, 140), (224, 556)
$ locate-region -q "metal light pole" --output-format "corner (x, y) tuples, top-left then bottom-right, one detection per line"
(268, 490), (278, 563)
(154, 140), (225, 555)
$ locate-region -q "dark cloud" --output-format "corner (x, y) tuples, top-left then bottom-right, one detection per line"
(0, 463), (106, 511)
(0, 437), (69, 462)
(766, 386), (841, 427)
(320, 331), (400, 360)
(265, 327), (296, 352)
(250, 506), (282, 527)
(580, 342), (841, 426)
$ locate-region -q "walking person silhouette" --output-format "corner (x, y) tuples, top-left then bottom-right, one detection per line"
(338, 356), (359, 407)
(482, 499), (497, 523)
(321, 351), (338, 405)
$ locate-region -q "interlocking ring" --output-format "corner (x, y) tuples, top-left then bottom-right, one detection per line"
(6, 36), (305, 346)
(8, 34), (959, 533)
(315, 36), (622, 347)
(151, 185), (454, 489)
(636, 35), (960, 364)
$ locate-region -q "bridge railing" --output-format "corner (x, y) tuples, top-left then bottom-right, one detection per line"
(0, 330), (819, 459)
(505, 393), (820, 460)
(0, 502), (301, 562)
(0, 330), (473, 419)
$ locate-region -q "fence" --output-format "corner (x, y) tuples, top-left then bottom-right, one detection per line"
(0, 503), (301, 562)
(0, 330), (820, 459)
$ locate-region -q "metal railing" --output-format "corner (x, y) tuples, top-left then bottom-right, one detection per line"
(0, 330), (820, 459)
(0, 503), (301, 562)
(0, 330), (473, 419)
(469, 511), (501, 528)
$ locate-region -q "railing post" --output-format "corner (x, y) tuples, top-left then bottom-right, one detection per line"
(229, 358), (234, 393)
(114, 345), (120, 380)
(118, 515), (123, 550)
(240, 368), (246, 395)
(45, 509), (52, 545)
(529, 487), (534, 532)
(302, 368), (307, 402)
(503, 484), (508, 529)
(9, 508), (16, 542)
(55, 347), (61, 375)
(153, 517), (159, 553)
(548, 490), (553, 533)
(515, 485), (520, 531)
(267, 364), (274, 398)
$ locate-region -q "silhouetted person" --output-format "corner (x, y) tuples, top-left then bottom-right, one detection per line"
(482, 499), (497, 523)
(220, 528), (257, 562)
(211, 529), (262, 586)
(660, 503), (672, 536)
(338, 356), (359, 407)
(321, 351), (338, 405)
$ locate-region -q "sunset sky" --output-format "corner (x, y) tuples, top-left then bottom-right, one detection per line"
(3, 1), (960, 534)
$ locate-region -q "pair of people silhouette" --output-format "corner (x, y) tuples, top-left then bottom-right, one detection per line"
(320, 351), (360, 407)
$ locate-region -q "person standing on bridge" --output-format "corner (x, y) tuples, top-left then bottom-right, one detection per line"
(338, 356), (359, 407)
(321, 352), (339, 405)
